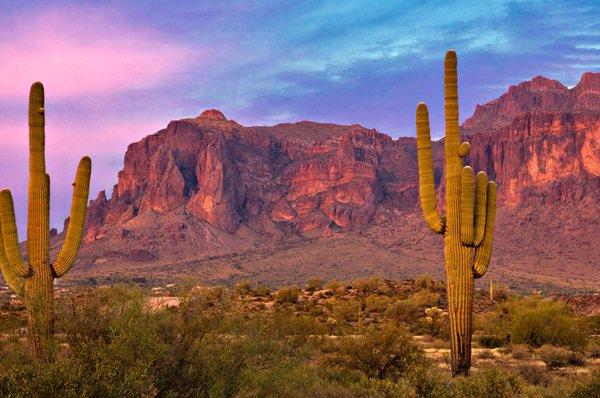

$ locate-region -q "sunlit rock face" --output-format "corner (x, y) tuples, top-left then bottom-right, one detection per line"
(84, 73), (600, 239)
(85, 110), (416, 238)
(464, 72), (600, 205)
(74, 73), (599, 290)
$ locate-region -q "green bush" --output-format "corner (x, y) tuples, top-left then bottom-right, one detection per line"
(251, 284), (272, 297)
(482, 297), (588, 350)
(365, 295), (391, 313)
(353, 277), (380, 295)
(275, 286), (301, 304)
(414, 274), (435, 290)
(479, 335), (505, 348)
(536, 345), (570, 370)
(384, 300), (420, 324)
(326, 324), (425, 380)
(306, 277), (324, 292)
(332, 299), (362, 323)
(235, 280), (253, 296)
(516, 365), (550, 386)
(570, 371), (600, 398)
(452, 368), (523, 398)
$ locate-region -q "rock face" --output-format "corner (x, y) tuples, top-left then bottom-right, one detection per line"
(60, 72), (600, 291)
(465, 73), (600, 204)
(85, 113), (417, 238)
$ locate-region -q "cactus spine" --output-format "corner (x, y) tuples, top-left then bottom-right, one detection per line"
(416, 51), (497, 376)
(0, 82), (91, 360)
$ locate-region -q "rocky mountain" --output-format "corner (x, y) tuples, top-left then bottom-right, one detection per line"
(53, 72), (600, 292)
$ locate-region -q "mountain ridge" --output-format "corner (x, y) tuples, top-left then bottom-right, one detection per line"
(46, 72), (600, 292)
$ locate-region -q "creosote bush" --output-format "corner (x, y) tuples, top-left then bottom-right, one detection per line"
(275, 286), (301, 304)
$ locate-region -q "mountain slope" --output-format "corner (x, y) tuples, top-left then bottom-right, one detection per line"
(53, 72), (600, 292)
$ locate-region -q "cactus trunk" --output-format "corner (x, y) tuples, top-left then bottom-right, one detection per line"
(415, 51), (497, 376)
(0, 82), (91, 361)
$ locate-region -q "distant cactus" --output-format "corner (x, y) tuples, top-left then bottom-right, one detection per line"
(0, 82), (91, 360)
(415, 51), (497, 376)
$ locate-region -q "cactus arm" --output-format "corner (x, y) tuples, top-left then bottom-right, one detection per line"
(473, 181), (497, 278)
(0, 216), (26, 294)
(460, 166), (474, 246)
(458, 142), (470, 158)
(0, 190), (31, 278)
(416, 102), (445, 234)
(473, 172), (488, 247)
(53, 157), (91, 277)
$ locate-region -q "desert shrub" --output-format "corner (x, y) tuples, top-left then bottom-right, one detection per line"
(326, 324), (426, 380)
(0, 313), (25, 333)
(332, 299), (362, 323)
(516, 365), (550, 386)
(365, 295), (391, 313)
(452, 368), (523, 398)
(567, 351), (585, 366)
(234, 280), (253, 296)
(479, 335), (505, 348)
(312, 366), (418, 398)
(509, 344), (532, 360)
(384, 300), (420, 324)
(569, 371), (600, 398)
(415, 274), (435, 290)
(353, 277), (380, 295)
(588, 344), (600, 358)
(276, 286), (301, 304)
(506, 298), (586, 349)
(587, 315), (600, 335)
(408, 290), (441, 308)
(325, 279), (343, 292)
(490, 283), (509, 302)
(536, 345), (570, 370)
(306, 277), (324, 292)
(252, 285), (272, 297)
(476, 349), (496, 361)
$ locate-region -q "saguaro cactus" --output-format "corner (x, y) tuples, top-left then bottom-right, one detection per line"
(416, 51), (497, 376)
(0, 82), (91, 360)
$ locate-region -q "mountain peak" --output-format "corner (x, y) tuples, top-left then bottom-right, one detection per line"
(521, 75), (568, 92)
(463, 71), (599, 134)
(197, 109), (227, 121)
(575, 72), (600, 91)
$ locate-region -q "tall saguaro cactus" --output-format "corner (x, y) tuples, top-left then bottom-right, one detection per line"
(416, 51), (497, 376)
(0, 82), (91, 360)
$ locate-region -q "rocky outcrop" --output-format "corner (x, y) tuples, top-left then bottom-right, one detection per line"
(464, 72), (600, 205)
(463, 72), (600, 135)
(84, 73), (600, 238)
(68, 72), (600, 290)
(84, 113), (415, 238)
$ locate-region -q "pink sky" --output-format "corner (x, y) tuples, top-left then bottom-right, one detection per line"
(0, 5), (202, 234)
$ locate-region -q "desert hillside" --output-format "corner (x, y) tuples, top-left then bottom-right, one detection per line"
(49, 73), (600, 293)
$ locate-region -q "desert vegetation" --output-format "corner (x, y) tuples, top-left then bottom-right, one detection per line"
(0, 276), (598, 397)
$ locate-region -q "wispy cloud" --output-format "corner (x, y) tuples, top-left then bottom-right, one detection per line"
(0, 0), (598, 234)
(0, 6), (198, 100)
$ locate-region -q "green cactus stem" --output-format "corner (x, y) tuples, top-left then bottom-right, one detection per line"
(416, 51), (497, 376)
(0, 82), (91, 361)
